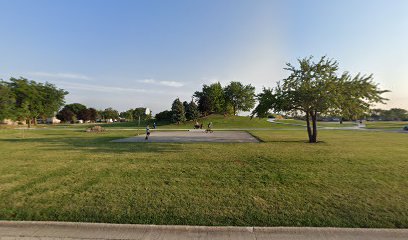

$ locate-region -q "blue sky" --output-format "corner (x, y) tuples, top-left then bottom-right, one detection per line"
(1, 0), (407, 113)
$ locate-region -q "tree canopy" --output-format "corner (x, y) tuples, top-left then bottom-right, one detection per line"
(101, 107), (119, 120)
(0, 81), (16, 121)
(369, 108), (408, 121)
(194, 82), (225, 115)
(4, 77), (68, 127)
(185, 100), (200, 121)
(252, 56), (388, 143)
(171, 98), (186, 124)
(64, 103), (87, 117)
(224, 81), (256, 115)
(58, 104), (100, 123)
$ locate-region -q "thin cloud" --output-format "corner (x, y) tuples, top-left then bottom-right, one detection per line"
(138, 79), (184, 87)
(57, 81), (155, 93)
(28, 72), (92, 81)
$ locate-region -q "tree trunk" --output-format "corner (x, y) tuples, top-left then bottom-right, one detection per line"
(27, 118), (31, 128)
(311, 111), (318, 143)
(306, 112), (313, 143)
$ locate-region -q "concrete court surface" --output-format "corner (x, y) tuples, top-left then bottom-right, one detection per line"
(1, 221), (408, 240)
(111, 130), (260, 143)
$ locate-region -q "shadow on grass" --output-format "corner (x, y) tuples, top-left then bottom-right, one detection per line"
(0, 135), (186, 154)
(261, 140), (308, 143)
(256, 138), (328, 144)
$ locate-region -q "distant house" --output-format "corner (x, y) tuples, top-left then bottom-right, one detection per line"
(46, 117), (61, 124)
(1, 119), (17, 125)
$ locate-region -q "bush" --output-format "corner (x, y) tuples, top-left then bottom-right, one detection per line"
(86, 126), (105, 132)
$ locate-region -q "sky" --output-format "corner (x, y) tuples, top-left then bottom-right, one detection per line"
(1, 0), (407, 114)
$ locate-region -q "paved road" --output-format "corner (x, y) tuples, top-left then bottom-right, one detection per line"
(1, 221), (407, 240)
(111, 130), (260, 143)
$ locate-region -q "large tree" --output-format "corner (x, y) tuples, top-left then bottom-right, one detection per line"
(8, 77), (40, 127)
(194, 82), (225, 115)
(37, 82), (68, 121)
(78, 108), (92, 122)
(252, 56), (388, 143)
(0, 81), (16, 121)
(64, 103), (87, 118)
(185, 100), (200, 121)
(56, 108), (75, 123)
(102, 107), (119, 120)
(171, 98), (186, 124)
(132, 107), (151, 121)
(155, 110), (173, 121)
(196, 94), (211, 116)
(382, 108), (408, 121)
(224, 81), (256, 115)
(88, 108), (98, 122)
(119, 109), (134, 121)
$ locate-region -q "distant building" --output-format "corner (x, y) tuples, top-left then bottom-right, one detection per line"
(46, 117), (61, 124)
(1, 119), (17, 125)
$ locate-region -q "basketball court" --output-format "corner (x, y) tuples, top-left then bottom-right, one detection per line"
(111, 130), (259, 143)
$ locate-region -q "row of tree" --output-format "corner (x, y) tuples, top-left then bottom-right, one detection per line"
(119, 107), (151, 121)
(57, 103), (99, 123)
(57, 104), (158, 124)
(0, 77), (68, 127)
(155, 81), (256, 123)
(369, 108), (408, 121)
(57, 103), (129, 123)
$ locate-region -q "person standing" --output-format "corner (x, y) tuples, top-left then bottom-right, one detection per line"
(145, 125), (150, 140)
(206, 122), (213, 133)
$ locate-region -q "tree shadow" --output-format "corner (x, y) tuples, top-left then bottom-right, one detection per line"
(261, 140), (310, 143)
(259, 139), (328, 144)
(0, 135), (187, 154)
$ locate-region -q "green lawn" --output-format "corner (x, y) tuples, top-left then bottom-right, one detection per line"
(40, 114), (304, 130)
(274, 119), (357, 128)
(0, 128), (407, 227)
(365, 121), (408, 130)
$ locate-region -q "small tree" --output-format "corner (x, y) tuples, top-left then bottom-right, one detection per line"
(171, 98), (186, 124)
(252, 56), (388, 143)
(224, 81), (256, 115)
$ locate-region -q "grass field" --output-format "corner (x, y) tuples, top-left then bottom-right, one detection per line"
(3, 115), (407, 132)
(1, 128), (407, 228)
(37, 114), (305, 130)
(274, 119), (357, 128)
(102, 115), (304, 129)
(33, 115), (352, 130)
(365, 121), (408, 130)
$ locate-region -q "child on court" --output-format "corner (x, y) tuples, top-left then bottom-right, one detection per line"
(145, 125), (150, 140)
